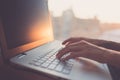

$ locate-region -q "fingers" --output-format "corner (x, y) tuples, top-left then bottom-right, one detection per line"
(60, 52), (84, 61)
(62, 37), (85, 45)
(57, 40), (104, 62)
(62, 38), (73, 45)
(61, 52), (76, 61)
(56, 47), (70, 59)
(56, 45), (80, 59)
(62, 37), (99, 46)
(57, 40), (93, 61)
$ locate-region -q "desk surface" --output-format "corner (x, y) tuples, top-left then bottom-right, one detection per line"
(0, 57), (3, 66)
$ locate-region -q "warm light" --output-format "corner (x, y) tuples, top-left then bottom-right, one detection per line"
(48, 0), (120, 23)
(28, 18), (53, 41)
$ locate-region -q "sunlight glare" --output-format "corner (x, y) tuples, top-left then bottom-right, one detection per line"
(48, 0), (120, 23)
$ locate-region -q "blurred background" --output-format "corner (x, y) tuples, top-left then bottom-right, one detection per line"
(48, 0), (120, 42)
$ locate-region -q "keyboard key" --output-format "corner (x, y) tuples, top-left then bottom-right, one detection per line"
(52, 61), (59, 65)
(41, 62), (50, 68)
(45, 60), (52, 63)
(42, 55), (50, 59)
(55, 63), (64, 72)
(32, 58), (38, 62)
(41, 58), (47, 61)
(50, 56), (56, 59)
(31, 48), (73, 75)
(62, 69), (70, 74)
(34, 62), (41, 66)
(48, 63), (58, 70)
(36, 57), (41, 60)
(67, 59), (74, 63)
(46, 53), (53, 57)
(54, 59), (60, 63)
(37, 60), (44, 63)
(48, 58), (55, 62)
(62, 64), (72, 74)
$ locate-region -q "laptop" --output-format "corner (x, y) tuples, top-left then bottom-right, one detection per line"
(0, 0), (112, 80)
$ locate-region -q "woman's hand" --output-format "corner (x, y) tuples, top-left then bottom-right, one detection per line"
(57, 38), (120, 68)
(63, 37), (120, 51)
(62, 37), (107, 46)
(57, 40), (109, 63)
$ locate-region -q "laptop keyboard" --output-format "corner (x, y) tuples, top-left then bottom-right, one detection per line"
(29, 49), (74, 75)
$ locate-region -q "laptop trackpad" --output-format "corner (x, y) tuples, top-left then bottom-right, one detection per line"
(70, 58), (112, 80)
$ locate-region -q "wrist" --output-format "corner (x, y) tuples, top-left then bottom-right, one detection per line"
(102, 50), (112, 64)
(95, 46), (112, 63)
(102, 48), (118, 64)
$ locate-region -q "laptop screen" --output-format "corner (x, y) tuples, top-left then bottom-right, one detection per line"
(0, 0), (54, 60)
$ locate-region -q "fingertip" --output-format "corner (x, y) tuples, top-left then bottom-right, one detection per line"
(62, 38), (71, 45)
(62, 58), (68, 62)
(60, 59), (66, 62)
(56, 52), (64, 60)
(62, 41), (67, 45)
(56, 53), (61, 59)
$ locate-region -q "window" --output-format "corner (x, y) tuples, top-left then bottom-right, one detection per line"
(48, 0), (120, 42)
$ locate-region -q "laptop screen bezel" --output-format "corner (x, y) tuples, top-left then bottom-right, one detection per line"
(0, 14), (54, 60)
(0, 15), (54, 59)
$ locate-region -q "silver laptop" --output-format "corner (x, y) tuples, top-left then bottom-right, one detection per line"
(0, 0), (112, 80)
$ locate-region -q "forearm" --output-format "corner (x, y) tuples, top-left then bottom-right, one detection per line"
(88, 42), (120, 68)
(84, 37), (120, 51)
(104, 49), (120, 68)
(97, 39), (120, 51)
